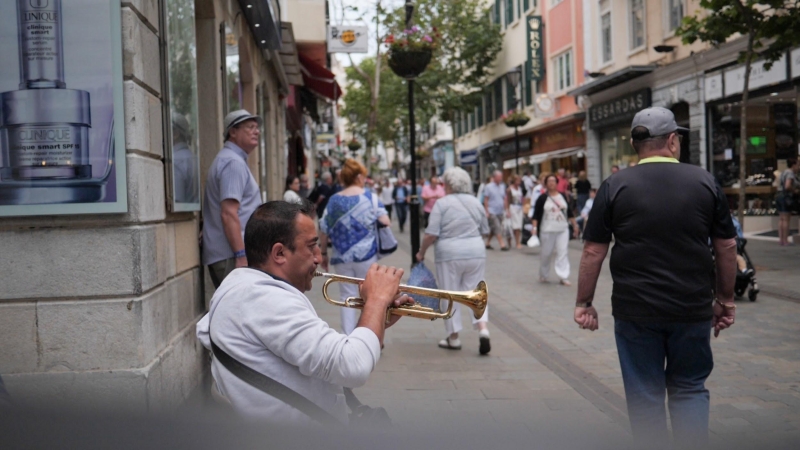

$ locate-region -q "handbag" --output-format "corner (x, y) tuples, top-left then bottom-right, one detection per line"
(371, 192), (397, 257)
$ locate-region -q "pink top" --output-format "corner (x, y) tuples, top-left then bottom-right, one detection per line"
(421, 184), (445, 213)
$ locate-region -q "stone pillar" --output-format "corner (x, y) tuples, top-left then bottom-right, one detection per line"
(0, 2), (205, 412)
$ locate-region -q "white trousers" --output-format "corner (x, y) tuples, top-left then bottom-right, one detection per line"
(333, 256), (377, 335)
(539, 229), (570, 281)
(436, 259), (488, 335)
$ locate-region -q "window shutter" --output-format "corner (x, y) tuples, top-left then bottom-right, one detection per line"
(506, 78), (515, 112)
(523, 0), (530, 12)
(524, 61), (533, 107)
(493, 80), (503, 119)
(505, 0), (514, 25)
(493, 1), (500, 24)
(478, 101), (484, 127)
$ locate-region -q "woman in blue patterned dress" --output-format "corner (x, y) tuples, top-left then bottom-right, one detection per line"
(319, 159), (390, 334)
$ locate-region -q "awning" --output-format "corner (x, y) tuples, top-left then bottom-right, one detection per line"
(236, 0), (281, 50)
(299, 53), (342, 101)
(503, 146), (585, 169)
(459, 149), (478, 165)
(567, 66), (657, 97)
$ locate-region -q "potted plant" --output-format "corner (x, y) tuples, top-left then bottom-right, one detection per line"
(386, 26), (439, 80)
(501, 110), (530, 128)
(347, 139), (362, 151)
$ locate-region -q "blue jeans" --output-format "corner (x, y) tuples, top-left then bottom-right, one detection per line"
(395, 202), (408, 231)
(614, 319), (713, 448)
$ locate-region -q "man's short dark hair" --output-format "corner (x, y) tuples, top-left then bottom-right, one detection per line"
(789, 158), (798, 168)
(631, 126), (669, 154)
(244, 200), (315, 267)
(590, 188), (597, 193)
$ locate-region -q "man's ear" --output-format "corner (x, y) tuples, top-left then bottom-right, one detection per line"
(271, 242), (287, 265)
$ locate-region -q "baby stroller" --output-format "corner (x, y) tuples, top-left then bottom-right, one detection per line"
(735, 238), (759, 302)
(732, 218), (759, 302)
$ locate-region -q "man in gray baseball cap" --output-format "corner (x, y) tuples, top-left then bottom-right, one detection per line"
(203, 110), (264, 288)
(574, 106), (738, 447)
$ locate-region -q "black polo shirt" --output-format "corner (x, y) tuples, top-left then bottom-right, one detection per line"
(583, 157), (736, 323)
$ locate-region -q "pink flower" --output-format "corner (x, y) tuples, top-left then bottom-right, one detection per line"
(412, 25), (420, 32)
(423, 35), (432, 43)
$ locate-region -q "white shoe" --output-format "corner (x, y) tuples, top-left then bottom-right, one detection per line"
(438, 337), (462, 350)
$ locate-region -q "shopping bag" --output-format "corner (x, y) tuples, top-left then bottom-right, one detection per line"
(527, 235), (540, 248)
(406, 263), (441, 311)
(502, 217), (514, 246)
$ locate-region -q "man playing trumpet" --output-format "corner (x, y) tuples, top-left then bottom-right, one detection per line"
(197, 200), (412, 425)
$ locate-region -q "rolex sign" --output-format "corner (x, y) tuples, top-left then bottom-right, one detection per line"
(328, 25), (368, 53)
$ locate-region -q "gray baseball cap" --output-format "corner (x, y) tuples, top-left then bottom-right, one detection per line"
(631, 107), (688, 137)
(223, 109), (263, 139)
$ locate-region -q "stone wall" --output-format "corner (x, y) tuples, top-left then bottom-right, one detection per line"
(0, 1), (205, 412)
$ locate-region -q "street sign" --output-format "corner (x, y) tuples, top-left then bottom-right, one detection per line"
(327, 25), (368, 53)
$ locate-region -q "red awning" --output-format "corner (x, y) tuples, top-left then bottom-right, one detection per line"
(298, 53), (341, 101)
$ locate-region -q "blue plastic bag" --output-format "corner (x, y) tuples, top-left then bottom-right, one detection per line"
(406, 262), (441, 311)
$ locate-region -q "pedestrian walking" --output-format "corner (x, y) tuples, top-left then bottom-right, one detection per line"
(416, 167), (492, 355)
(379, 178), (394, 220)
(202, 110), (263, 288)
(777, 158), (799, 246)
(576, 188), (596, 237)
(556, 168), (571, 196)
(483, 170), (508, 251)
(421, 176), (445, 227)
(197, 201), (412, 424)
(284, 175), (303, 204)
(298, 173), (311, 199)
(575, 171), (592, 213)
(392, 179), (410, 232)
(319, 159), (391, 335)
(522, 171), (535, 196)
(308, 171), (334, 219)
(532, 174), (579, 286)
(575, 107), (738, 448)
(505, 175), (525, 249)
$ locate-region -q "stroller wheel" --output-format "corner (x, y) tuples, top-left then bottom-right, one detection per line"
(748, 289), (758, 302)
(734, 288), (745, 298)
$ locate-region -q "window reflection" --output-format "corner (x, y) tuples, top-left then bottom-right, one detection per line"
(166, 0), (200, 207)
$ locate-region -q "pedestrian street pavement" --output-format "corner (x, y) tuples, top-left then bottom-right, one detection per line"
(306, 220), (800, 448)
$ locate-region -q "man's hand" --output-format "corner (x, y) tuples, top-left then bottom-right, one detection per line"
(385, 293), (415, 328)
(235, 256), (248, 268)
(574, 306), (599, 331)
(712, 301), (735, 337)
(360, 264), (404, 310)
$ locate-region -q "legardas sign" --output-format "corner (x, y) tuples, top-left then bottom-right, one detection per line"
(589, 89), (651, 128)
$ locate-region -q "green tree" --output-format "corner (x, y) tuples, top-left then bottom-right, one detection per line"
(677, 1), (800, 227)
(385, 0), (503, 135)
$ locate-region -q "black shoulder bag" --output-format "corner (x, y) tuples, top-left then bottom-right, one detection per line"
(209, 336), (390, 428)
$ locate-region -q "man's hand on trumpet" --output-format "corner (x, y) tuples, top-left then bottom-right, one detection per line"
(357, 264), (414, 343)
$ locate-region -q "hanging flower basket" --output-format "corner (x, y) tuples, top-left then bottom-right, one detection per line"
(347, 140), (362, 151)
(501, 110), (531, 128)
(388, 49), (433, 80)
(416, 149), (431, 159)
(385, 26), (438, 80)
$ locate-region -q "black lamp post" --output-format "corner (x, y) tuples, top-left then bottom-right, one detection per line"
(404, 0), (421, 267)
(506, 67), (523, 175)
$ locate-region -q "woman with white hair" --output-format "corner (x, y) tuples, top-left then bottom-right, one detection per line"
(416, 167), (492, 355)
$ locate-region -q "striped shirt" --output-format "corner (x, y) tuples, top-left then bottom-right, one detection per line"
(202, 141), (261, 265)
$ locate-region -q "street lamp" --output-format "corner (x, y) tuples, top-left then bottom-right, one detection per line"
(506, 67), (523, 174)
(405, 0), (422, 267)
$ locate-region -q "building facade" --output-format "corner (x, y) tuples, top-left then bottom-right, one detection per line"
(0, 0), (333, 410)
(453, 0), (588, 185)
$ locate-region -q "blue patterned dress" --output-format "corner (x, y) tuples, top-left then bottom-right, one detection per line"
(320, 191), (387, 265)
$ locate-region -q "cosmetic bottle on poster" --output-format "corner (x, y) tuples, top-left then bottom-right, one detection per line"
(0, 0), (113, 205)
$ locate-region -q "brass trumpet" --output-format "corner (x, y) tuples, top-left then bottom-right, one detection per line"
(315, 271), (488, 321)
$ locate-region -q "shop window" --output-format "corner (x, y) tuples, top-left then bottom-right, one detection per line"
(709, 88), (798, 215)
(223, 25), (241, 114)
(665, 0), (684, 33)
(600, 127), (637, 180)
(164, 0), (201, 210)
(629, 0), (645, 51)
(601, 11), (612, 64)
(553, 50), (574, 92)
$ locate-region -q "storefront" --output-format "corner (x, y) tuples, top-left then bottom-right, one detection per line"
(500, 116), (587, 179)
(705, 53), (800, 231)
(589, 89), (652, 179)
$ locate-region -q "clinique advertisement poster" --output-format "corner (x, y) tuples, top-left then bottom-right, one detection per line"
(0, 0), (127, 216)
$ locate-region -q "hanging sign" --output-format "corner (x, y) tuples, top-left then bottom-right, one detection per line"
(527, 15), (543, 81)
(327, 25), (368, 53)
